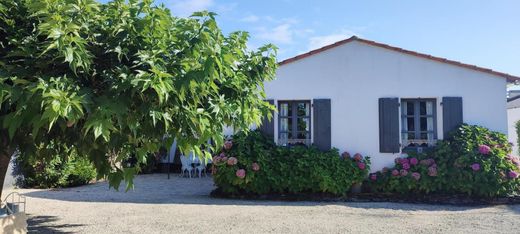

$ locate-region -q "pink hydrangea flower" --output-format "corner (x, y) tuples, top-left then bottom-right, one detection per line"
(471, 163), (480, 171)
(341, 152), (351, 159)
(219, 152), (226, 158)
(400, 169), (408, 176)
(509, 155), (520, 166)
(227, 157), (238, 166)
(213, 156), (222, 163)
(252, 162), (260, 171)
(400, 158), (410, 165)
(410, 158), (418, 166)
(392, 169), (400, 177)
(221, 156), (228, 162)
(428, 166), (438, 177)
(357, 162), (366, 170)
(236, 169), (246, 178)
(224, 140), (233, 150)
(508, 171), (519, 179)
(354, 153), (363, 161)
(478, 145), (491, 155)
(402, 163), (410, 170)
(411, 172), (421, 180)
(370, 174), (377, 181)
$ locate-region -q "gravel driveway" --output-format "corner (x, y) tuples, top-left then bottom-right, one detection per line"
(7, 174), (520, 233)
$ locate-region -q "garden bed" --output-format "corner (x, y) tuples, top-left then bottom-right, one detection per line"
(211, 188), (520, 206)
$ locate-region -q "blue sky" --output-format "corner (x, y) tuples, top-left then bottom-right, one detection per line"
(102, 0), (520, 77)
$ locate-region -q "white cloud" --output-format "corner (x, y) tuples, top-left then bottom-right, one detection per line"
(307, 30), (359, 51)
(258, 23), (294, 44)
(168, 0), (214, 17)
(241, 14), (260, 23)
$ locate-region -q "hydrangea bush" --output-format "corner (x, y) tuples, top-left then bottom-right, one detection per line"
(212, 131), (370, 195)
(367, 124), (520, 197)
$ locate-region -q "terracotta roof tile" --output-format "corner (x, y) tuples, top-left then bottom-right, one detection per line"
(278, 36), (520, 82)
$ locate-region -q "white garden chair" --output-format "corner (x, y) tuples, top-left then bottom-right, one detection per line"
(179, 154), (193, 178)
(194, 155), (210, 178)
(190, 152), (207, 178)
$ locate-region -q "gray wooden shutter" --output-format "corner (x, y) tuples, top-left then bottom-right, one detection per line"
(442, 97), (463, 139)
(313, 99), (331, 151)
(259, 99), (275, 141)
(379, 98), (400, 153)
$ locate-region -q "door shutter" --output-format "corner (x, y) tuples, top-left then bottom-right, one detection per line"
(313, 99), (331, 151)
(259, 99), (275, 141)
(379, 98), (400, 153)
(442, 97), (463, 139)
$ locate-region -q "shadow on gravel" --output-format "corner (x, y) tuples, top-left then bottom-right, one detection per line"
(27, 215), (85, 233)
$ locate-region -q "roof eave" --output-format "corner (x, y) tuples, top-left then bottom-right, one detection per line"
(277, 36), (520, 82)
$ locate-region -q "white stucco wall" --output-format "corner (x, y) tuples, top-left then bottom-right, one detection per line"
(265, 41), (508, 172)
(508, 107), (520, 155)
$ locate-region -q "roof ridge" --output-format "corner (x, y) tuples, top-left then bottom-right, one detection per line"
(278, 36), (520, 82)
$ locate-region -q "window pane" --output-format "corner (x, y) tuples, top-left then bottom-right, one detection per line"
(280, 118), (289, 131)
(297, 118), (310, 131)
(297, 102), (310, 116)
(420, 132), (428, 139)
(426, 101), (433, 115)
(420, 101), (426, 115)
(406, 102), (415, 115)
(279, 133), (288, 141)
(407, 117), (415, 131)
(279, 103), (290, 116)
(427, 117), (434, 131)
(407, 132), (415, 140)
(428, 132), (434, 141)
(420, 117), (427, 131)
(401, 116), (408, 131)
(296, 132), (308, 139)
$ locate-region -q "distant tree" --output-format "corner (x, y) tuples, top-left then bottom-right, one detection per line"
(0, 0), (277, 197)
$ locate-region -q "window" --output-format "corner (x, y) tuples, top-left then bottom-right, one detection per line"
(278, 101), (311, 146)
(401, 99), (437, 151)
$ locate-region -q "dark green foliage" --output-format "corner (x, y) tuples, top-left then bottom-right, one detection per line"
(15, 148), (97, 188)
(212, 131), (370, 196)
(367, 124), (520, 197)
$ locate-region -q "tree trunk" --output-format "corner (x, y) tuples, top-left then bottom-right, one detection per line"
(0, 129), (13, 199)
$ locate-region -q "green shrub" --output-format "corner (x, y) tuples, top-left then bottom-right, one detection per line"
(15, 147), (97, 188)
(61, 156), (98, 187)
(367, 124), (520, 197)
(212, 131), (370, 195)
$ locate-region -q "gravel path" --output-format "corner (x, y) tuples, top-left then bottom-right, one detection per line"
(7, 174), (520, 233)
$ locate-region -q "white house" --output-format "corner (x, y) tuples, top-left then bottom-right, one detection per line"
(259, 36), (520, 172)
(507, 96), (520, 155)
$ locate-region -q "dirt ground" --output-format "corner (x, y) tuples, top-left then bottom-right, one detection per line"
(6, 174), (520, 233)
